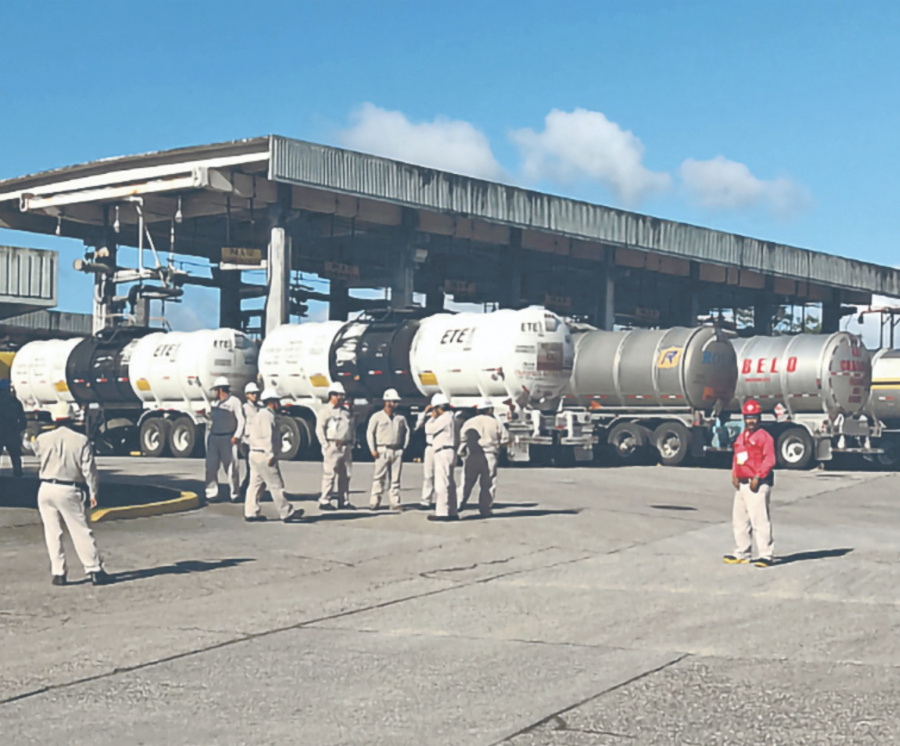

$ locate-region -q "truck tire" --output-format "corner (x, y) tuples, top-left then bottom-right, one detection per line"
(607, 422), (650, 464)
(169, 416), (200, 458)
(870, 436), (900, 469)
(275, 415), (303, 461)
(653, 421), (691, 466)
(776, 427), (815, 470)
(140, 418), (171, 458)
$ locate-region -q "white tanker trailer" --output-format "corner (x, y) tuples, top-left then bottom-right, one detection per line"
(726, 333), (877, 469)
(12, 327), (257, 457)
(859, 348), (900, 468)
(533, 325), (738, 466)
(258, 307), (574, 460)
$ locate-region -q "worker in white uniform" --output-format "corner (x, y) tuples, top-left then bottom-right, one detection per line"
(425, 393), (459, 522)
(415, 407), (435, 510)
(244, 389), (304, 524)
(316, 381), (355, 510)
(239, 381), (261, 499)
(459, 398), (508, 516)
(204, 376), (245, 503)
(32, 402), (111, 586)
(366, 388), (410, 510)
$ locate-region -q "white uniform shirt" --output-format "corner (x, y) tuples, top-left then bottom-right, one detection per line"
(242, 401), (259, 444)
(316, 402), (353, 448)
(366, 410), (410, 453)
(33, 426), (99, 500)
(247, 406), (278, 461)
(209, 394), (245, 439)
(426, 410), (458, 452)
(460, 414), (508, 456)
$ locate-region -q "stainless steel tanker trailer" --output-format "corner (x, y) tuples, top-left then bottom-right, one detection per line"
(725, 332), (877, 469)
(517, 325), (739, 466)
(259, 306), (574, 460)
(12, 328), (257, 456)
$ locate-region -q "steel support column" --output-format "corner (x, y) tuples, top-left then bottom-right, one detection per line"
(218, 270), (241, 329)
(329, 280), (349, 321)
(265, 226), (291, 335)
(598, 251), (615, 330)
(821, 299), (841, 333)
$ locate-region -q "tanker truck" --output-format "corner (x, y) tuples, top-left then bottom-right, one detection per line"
(524, 325), (739, 466)
(258, 307), (574, 461)
(12, 327), (257, 457)
(862, 348), (900, 468)
(725, 332), (877, 469)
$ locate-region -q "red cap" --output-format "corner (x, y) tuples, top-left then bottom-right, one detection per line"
(742, 399), (761, 416)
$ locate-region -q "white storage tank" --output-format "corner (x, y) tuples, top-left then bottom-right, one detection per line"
(258, 321), (344, 404)
(409, 306), (573, 409)
(11, 337), (83, 413)
(128, 328), (258, 413)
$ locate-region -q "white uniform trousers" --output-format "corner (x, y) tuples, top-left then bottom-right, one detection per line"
(319, 443), (351, 506)
(245, 452), (295, 520)
(205, 434), (240, 500)
(732, 482), (774, 560)
(461, 451), (498, 513)
(420, 445), (435, 506)
(37, 482), (102, 576)
(432, 446), (458, 517)
(370, 448), (403, 507)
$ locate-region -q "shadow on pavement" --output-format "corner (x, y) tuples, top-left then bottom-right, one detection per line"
(110, 558), (255, 584)
(777, 548), (854, 566)
(472, 508), (582, 520)
(650, 504), (698, 512)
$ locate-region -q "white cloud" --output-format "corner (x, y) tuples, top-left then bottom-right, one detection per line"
(337, 103), (506, 181)
(679, 155), (811, 218)
(509, 108), (672, 206)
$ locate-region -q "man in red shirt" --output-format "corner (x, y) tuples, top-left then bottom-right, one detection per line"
(724, 399), (776, 568)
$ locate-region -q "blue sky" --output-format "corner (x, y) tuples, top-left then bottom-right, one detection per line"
(2, 0), (899, 331)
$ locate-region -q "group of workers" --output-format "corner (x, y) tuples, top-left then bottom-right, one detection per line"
(203, 377), (508, 524)
(1, 372), (777, 584)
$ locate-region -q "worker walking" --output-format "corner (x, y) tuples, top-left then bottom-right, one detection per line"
(425, 393), (459, 522)
(724, 399), (777, 568)
(204, 376), (245, 503)
(244, 389), (304, 524)
(239, 381), (261, 499)
(316, 382), (355, 510)
(0, 378), (26, 477)
(367, 388), (410, 510)
(459, 398), (508, 516)
(32, 402), (111, 586)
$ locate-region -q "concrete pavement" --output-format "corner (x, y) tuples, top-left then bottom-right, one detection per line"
(1, 456), (898, 744)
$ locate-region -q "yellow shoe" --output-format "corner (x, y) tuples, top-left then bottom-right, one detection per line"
(723, 554), (749, 564)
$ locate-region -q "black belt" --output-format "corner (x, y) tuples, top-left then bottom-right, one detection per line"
(434, 445), (454, 453)
(41, 478), (87, 489)
(250, 448), (267, 454)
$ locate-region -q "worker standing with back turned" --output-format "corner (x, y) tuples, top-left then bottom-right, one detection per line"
(32, 402), (111, 586)
(0, 377), (26, 478)
(724, 399), (777, 568)
(244, 389), (304, 523)
(316, 381), (355, 510)
(239, 381), (261, 499)
(425, 393), (459, 522)
(205, 376), (245, 503)
(366, 388), (410, 511)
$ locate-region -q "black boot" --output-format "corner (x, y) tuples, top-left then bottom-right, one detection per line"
(91, 569), (113, 586)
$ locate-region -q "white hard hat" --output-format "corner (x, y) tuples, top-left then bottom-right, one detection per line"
(260, 388), (280, 402)
(244, 381), (260, 395)
(476, 398), (494, 410)
(328, 381), (346, 395)
(431, 393), (450, 408)
(212, 376), (230, 390)
(51, 402), (74, 421)
(382, 388), (401, 402)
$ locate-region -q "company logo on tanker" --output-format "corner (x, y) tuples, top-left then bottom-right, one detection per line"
(741, 357), (798, 376)
(656, 347), (682, 369)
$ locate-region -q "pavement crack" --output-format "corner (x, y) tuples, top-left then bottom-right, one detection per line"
(551, 715), (635, 739)
(491, 652), (690, 745)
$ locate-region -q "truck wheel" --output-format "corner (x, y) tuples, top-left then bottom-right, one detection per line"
(874, 437), (900, 469)
(776, 427), (814, 470)
(140, 418), (171, 458)
(169, 416), (200, 458)
(653, 421), (691, 466)
(275, 415), (303, 461)
(607, 423), (650, 464)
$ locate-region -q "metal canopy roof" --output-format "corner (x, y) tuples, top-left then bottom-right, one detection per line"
(0, 134), (895, 299)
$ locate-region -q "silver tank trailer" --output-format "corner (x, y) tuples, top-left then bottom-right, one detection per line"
(729, 333), (870, 418)
(867, 348), (900, 427)
(567, 326), (737, 412)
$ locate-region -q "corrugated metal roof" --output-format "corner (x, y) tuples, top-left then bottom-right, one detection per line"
(0, 309), (92, 334)
(0, 246), (56, 306)
(269, 136), (900, 297)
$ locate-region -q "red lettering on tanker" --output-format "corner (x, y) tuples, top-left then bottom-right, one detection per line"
(742, 357), (797, 375)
